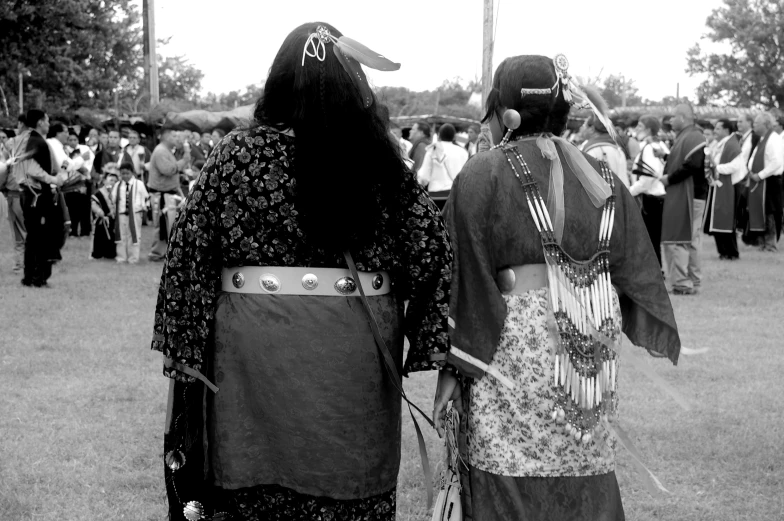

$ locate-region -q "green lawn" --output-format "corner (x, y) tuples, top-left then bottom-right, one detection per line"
(0, 228), (782, 520)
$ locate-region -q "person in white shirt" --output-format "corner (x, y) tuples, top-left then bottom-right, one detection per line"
(629, 115), (668, 266)
(121, 129), (152, 183)
(417, 123), (468, 210)
(702, 119), (743, 259)
(746, 112), (784, 251)
(47, 123), (85, 175)
(581, 114), (630, 187)
(48, 124), (92, 237)
(388, 123), (413, 168)
(65, 131), (95, 237)
(111, 161), (149, 263)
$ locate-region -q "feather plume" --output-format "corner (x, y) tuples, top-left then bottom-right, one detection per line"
(572, 82), (617, 140)
(333, 45), (374, 108)
(335, 36), (400, 71)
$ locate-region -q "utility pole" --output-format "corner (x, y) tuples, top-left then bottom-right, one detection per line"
(481, 0), (494, 107)
(18, 71), (24, 114)
(146, 0), (160, 106)
(143, 0), (150, 101)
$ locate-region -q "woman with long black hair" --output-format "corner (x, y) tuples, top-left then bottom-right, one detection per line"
(151, 22), (452, 521)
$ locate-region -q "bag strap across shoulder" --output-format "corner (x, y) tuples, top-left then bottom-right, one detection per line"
(343, 250), (435, 509)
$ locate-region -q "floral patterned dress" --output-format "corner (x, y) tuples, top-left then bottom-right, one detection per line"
(151, 125), (452, 520)
(468, 289), (621, 477)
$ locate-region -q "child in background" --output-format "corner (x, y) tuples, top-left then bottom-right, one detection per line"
(111, 162), (149, 264)
(90, 170), (118, 259)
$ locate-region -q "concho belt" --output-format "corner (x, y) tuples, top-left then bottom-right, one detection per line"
(221, 266), (391, 296)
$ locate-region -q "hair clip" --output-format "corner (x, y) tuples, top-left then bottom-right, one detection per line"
(520, 87), (552, 98)
(553, 54), (572, 103)
(301, 26), (338, 66)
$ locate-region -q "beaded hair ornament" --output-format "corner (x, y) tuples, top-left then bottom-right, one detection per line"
(516, 54), (617, 140)
(497, 54), (620, 446)
(301, 25), (400, 108)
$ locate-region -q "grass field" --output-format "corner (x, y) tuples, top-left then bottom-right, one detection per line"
(0, 228), (782, 520)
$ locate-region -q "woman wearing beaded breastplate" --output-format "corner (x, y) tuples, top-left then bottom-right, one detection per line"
(433, 55), (681, 520)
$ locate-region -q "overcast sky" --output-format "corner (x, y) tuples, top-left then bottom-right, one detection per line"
(155, 0), (725, 102)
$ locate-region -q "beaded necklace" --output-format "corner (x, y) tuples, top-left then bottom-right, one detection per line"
(500, 144), (619, 445)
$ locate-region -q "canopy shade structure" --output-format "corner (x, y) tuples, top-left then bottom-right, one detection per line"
(164, 104), (255, 133)
(390, 114), (481, 131)
(610, 105), (757, 121)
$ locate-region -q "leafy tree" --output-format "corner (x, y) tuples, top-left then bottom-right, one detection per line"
(0, 0), (143, 114)
(600, 74), (643, 108)
(687, 0), (784, 108)
(198, 84), (264, 111)
(158, 55), (204, 102)
(376, 78), (483, 120)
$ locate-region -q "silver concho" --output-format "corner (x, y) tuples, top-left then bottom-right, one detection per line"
(165, 450), (186, 471)
(259, 273), (281, 293)
(371, 274), (384, 290)
(183, 501), (205, 521)
(334, 277), (357, 295)
(301, 273), (319, 290)
(497, 268), (516, 293)
(231, 272), (245, 289)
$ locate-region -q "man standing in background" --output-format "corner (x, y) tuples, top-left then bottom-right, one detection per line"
(465, 124), (480, 157)
(661, 104), (707, 296)
(122, 130), (151, 184)
(147, 127), (189, 262)
(407, 120), (432, 173)
(702, 119), (742, 260)
(746, 112), (783, 252)
(0, 117), (29, 272)
(102, 129), (123, 172)
(581, 114), (630, 187)
(17, 109), (67, 287)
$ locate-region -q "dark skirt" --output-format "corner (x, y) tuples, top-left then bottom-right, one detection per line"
(91, 217), (116, 259)
(469, 467), (625, 521)
(164, 291), (404, 520)
(640, 194), (664, 266)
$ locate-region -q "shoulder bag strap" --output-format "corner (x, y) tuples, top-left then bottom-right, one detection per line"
(343, 250), (435, 509)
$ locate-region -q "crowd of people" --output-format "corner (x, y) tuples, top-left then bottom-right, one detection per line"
(0, 114), (227, 286)
(402, 104), (783, 297)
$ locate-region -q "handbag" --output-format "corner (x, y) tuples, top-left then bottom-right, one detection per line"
(343, 251), (436, 508)
(431, 405), (463, 521)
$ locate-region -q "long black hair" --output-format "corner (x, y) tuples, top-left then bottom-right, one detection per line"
(254, 22), (407, 250)
(482, 55), (571, 138)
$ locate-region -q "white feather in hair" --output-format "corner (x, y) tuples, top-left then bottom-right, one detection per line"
(569, 81), (618, 140)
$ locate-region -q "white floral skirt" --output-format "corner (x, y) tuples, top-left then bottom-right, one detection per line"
(468, 288), (621, 477)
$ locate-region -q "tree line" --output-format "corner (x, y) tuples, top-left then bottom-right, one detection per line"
(1, 0), (781, 127)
